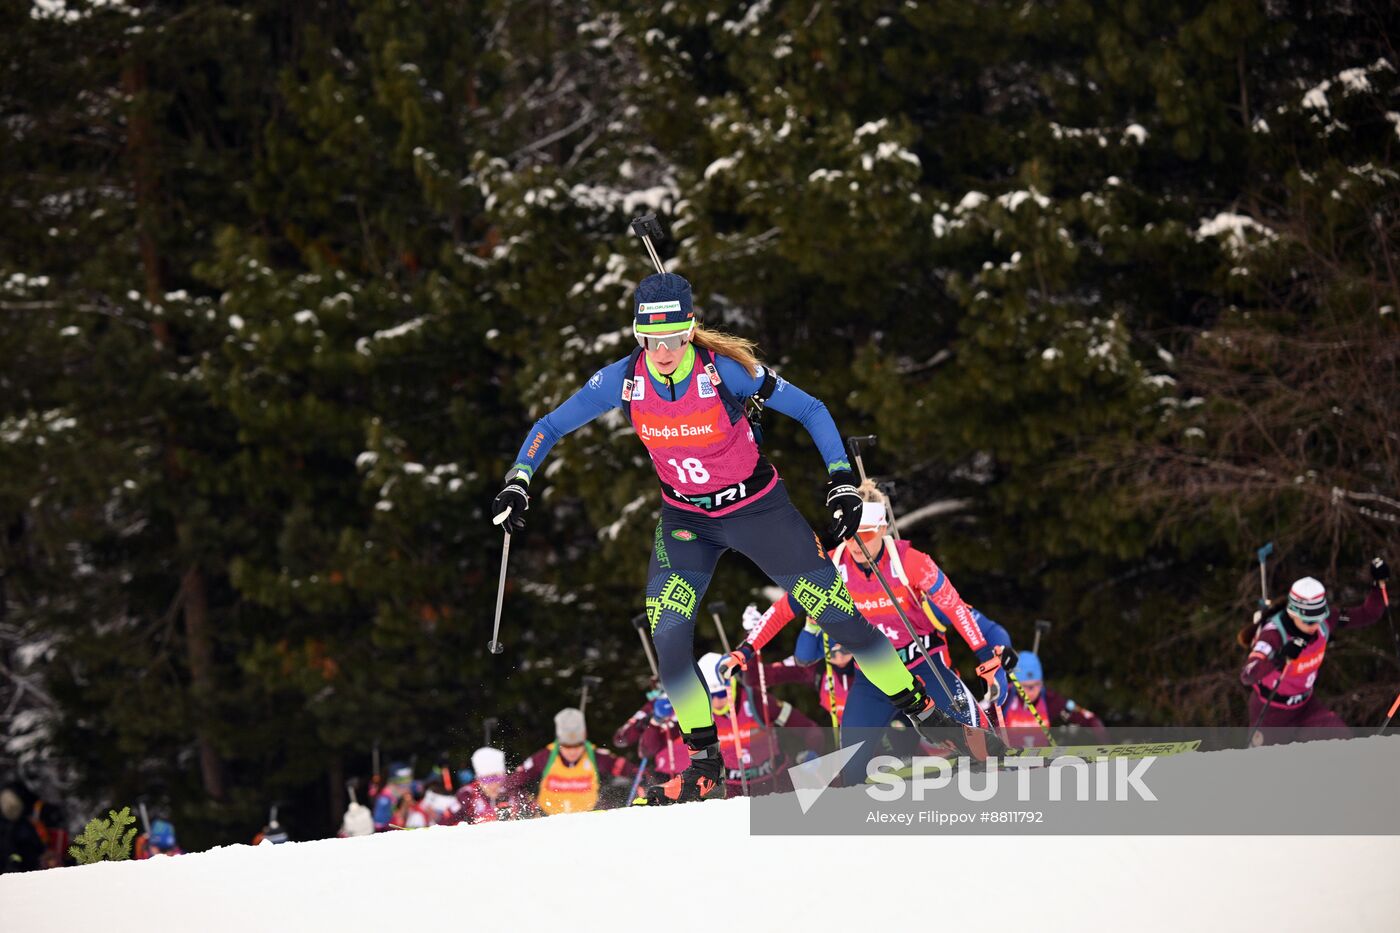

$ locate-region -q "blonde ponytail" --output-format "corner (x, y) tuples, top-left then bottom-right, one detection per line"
(691, 326), (762, 377)
(857, 478), (883, 502)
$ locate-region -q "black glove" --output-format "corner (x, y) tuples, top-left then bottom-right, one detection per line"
(825, 471), (862, 542)
(1281, 634), (1308, 662)
(1372, 557), (1390, 583)
(492, 474), (529, 534)
(999, 644), (1020, 673)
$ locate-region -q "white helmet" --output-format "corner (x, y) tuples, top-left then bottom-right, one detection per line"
(698, 651), (728, 695)
(471, 746), (507, 777)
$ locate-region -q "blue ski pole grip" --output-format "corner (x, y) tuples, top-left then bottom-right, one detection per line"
(1256, 541), (1274, 608)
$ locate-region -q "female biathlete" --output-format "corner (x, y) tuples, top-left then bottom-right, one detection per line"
(493, 272), (949, 804)
(728, 481), (1010, 785)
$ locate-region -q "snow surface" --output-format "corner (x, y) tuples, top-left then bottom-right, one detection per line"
(4, 757), (1398, 932)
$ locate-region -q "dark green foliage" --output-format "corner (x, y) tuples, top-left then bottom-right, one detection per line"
(1, 0), (1396, 845)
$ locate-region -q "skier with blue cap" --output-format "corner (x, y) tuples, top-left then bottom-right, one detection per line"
(1001, 650), (1108, 747)
(495, 270), (962, 804)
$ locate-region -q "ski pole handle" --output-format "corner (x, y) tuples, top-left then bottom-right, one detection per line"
(846, 435), (877, 484)
(1032, 619), (1052, 655)
(492, 506), (512, 526)
(630, 213), (667, 275)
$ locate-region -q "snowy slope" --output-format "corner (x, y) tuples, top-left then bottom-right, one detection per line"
(4, 748), (1399, 932)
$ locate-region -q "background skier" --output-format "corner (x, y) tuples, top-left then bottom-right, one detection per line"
(1240, 558), (1389, 744)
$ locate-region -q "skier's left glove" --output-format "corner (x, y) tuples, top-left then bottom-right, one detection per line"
(825, 470), (863, 542)
(717, 642), (755, 680)
(1372, 557), (1390, 583)
(492, 472), (530, 534)
(975, 645), (1010, 707)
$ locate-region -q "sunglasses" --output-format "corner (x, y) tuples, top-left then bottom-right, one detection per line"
(634, 321), (695, 352)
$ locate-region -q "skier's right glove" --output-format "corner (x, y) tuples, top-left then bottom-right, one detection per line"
(1372, 557), (1390, 583)
(717, 642), (755, 679)
(1281, 634), (1309, 662)
(825, 470), (862, 542)
(492, 472), (529, 534)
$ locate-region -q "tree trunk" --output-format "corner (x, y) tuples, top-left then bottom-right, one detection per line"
(121, 60), (171, 346)
(124, 57), (225, 801)
(181, 566), (225, 800)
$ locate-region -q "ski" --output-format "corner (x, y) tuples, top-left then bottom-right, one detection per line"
(1002, 740), (1202, 759)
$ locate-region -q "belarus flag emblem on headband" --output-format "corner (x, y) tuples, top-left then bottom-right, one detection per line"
(650, 314), (667, 322)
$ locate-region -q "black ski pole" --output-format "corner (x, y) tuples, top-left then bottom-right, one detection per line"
(1032, 619), (1052, 655)
(1249, 639), (1298, 747)
(848, 533), (963, 714)
(842, 435), (968, 716)
(483, 717), (498, 748)
(846, 435), (877, 484)
(844, 435), (906, 539)
(1249, 683), (1281, 747)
